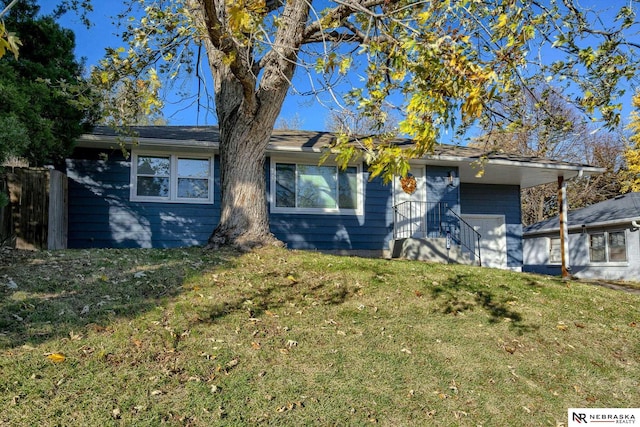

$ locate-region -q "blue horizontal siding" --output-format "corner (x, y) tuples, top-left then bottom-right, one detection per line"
(66, 149), (220, 248)
(268, 163), (394, 251)
(66, 149), (523, 257)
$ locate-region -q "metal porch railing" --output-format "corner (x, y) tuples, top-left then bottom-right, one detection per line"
(392, 201), (482, 266)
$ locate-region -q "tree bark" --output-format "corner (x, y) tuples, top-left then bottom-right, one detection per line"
(189, 0), (311, 250)
(208, 118), (280, 250)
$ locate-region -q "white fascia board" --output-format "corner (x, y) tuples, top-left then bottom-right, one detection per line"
(428, 153), (605, 175)
(524, 217), (640, 236)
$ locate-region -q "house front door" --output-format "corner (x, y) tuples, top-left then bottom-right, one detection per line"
(393, 168), (426, 238)
(460, 214), (507, 269)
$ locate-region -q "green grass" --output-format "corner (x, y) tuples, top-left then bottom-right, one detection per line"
(0, 247), (638, 426)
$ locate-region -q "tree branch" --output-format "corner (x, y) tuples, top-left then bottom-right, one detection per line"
(189, 0), (258, 111)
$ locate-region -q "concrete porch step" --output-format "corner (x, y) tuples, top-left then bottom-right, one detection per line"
(389, 238), (476, 265)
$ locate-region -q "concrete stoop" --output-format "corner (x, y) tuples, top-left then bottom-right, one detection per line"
(390, 238), (475, 265)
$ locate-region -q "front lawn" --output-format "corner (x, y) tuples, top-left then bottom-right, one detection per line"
(1, 247), (638, 425)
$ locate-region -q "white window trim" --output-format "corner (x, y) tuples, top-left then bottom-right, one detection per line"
(130, 151), (214, 204)
(269, 157), (364, 215)
(587, 230), (628, 266)
(548, 237), (562, 265)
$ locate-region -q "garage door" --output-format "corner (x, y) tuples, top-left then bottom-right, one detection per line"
(461, 215), (507, 269)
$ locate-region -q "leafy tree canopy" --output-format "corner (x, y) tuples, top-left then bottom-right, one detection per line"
(623, 91), (640, 192)
(94, 1), (639, 177)
(0, 0), (97, 167)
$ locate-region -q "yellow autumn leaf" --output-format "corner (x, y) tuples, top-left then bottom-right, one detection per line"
(496, 13), (508, 29)
(46, 352), (66, 363)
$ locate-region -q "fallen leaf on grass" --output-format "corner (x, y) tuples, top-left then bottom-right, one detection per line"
(276, 401), (304, 413)
(556, 322), (568, 331)
(46, 353), (66, 363)
(251, 342), (261, 350)
(503, 345), (516, 354)
(286, 275), (298, 284)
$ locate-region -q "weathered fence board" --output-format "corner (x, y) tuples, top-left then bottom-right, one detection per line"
(0, 168), (68, 250)
(0, 176), (11, 247)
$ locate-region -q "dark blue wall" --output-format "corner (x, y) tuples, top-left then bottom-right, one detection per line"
(460, 183), (523, 268)
(66, 148), (220, 248)
(66, 149), (523, 260)
(66, 149), (394, 250)
(268, 162), (394, 251)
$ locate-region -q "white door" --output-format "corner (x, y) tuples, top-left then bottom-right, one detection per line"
(461, 215), (507, 269)
(393, 168), (426, 238)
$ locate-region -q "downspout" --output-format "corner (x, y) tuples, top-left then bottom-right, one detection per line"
(558, 169), (584, 279)
(632, 220), (640, 229)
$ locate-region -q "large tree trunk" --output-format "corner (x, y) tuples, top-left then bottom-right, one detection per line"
(207, 115), (281, 250)
(193, 0), (311, 249)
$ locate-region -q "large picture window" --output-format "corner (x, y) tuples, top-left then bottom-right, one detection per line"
(272, 161), (361, 214)
(589, 231), (627, 263)
(131, 152), (213, 203)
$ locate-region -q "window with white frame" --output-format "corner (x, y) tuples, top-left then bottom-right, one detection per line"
(549, 237), (562, 264)
(589, 231), (627, 263)
(272, 161), (361, 214)
(131, 152), (214, 203)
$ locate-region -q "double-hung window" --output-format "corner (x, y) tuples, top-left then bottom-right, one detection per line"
(131, 152), (214, 203)
(589, 231), (627, 263)
(271, 160), (361, 214)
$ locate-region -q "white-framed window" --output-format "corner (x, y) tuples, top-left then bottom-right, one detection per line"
(589, 230), (627, 263)
(131, 152), (214, 203)
(549, 237), (562, 264)
(270, 159), (362, 214)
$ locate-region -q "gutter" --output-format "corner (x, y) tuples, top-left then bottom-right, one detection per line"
(525, 217), (640, 236)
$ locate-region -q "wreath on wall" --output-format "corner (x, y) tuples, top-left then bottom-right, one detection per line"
(400, 175), (417, 195)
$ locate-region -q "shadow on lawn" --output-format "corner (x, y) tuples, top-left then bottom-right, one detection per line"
(430, 273), (538, 334)
(0, 248), (236, 349)
(196, 271), (357, 327)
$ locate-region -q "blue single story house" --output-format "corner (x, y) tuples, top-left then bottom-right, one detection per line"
(523, 193), (640, 280)
(65, 126), (602, 271)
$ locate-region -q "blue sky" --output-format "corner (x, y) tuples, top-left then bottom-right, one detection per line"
(41, 1), (638, 136)
(41, 1), (341, 130)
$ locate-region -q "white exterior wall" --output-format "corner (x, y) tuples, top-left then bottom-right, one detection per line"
(524, 227), (640, 281)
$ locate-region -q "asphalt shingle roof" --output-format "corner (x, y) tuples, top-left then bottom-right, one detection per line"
(88, 126), (599, 171)
(524, 193), (640, 234)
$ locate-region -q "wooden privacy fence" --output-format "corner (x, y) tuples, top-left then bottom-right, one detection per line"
(0, 167), (68, 250)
